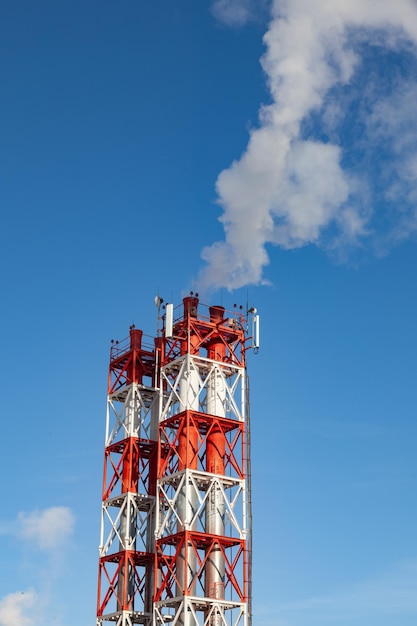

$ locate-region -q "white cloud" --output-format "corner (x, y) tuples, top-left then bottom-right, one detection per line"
(18, 506), (74, 550)
(0, 590), (38, 626)
(0, 508), (74, 626)
(200, 0), (417, 290)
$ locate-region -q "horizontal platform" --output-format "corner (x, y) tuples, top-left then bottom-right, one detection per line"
(158, 469), (243, 490)
(97, 610), (152, 623)
(156, 530), (244, 550)
(99, 549), (154, 565)
(154, 597), (246, 611)
(103, 493), (155, 510)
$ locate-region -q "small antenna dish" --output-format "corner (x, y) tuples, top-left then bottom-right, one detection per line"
(154, 295), (164, 308)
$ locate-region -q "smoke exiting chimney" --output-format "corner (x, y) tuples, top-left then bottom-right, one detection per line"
(200, 0), (417, 291)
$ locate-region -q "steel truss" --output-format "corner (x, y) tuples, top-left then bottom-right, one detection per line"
(156, 470), (245, 539)
(160, 356), (245, 424)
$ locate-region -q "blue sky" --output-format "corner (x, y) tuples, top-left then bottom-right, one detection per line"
(0, 1), (416, 624)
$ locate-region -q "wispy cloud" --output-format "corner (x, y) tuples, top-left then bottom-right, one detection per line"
(366, 81), (417, 246)
(211, 0), (257, 27)
(283, 416), (385, 440)
(17, 506), (74, 550)
(200, 0), (417, 290)
(276, 558), (417, 623)
(0, 507), (75, 626)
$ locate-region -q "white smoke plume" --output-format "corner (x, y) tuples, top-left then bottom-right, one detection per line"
(200, 0), (417, 290)
(0, 590), (38, 626)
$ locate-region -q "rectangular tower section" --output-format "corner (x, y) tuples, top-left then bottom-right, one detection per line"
(154, 297), (250, 626)
(97, 328), (158, 626)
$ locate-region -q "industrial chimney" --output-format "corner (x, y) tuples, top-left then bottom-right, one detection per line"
(96, 296), (259, 626)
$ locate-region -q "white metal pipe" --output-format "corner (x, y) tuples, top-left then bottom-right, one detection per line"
(176, 357), (199, 623)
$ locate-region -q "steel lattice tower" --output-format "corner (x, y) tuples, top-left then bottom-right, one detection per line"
(97, 295), (259, 626)
(97, 327), (158, 626)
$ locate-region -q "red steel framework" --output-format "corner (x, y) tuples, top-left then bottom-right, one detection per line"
(97, 295), (258, 626)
